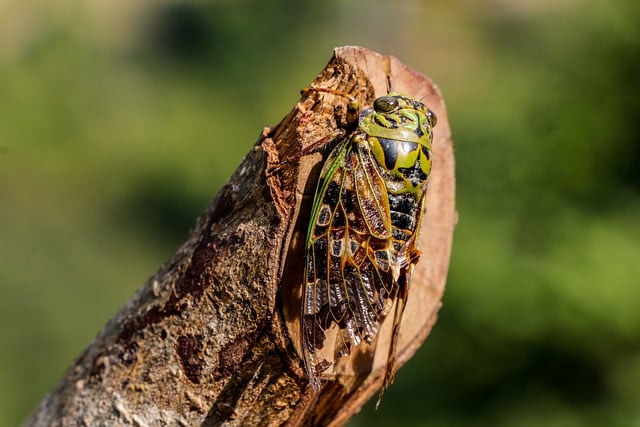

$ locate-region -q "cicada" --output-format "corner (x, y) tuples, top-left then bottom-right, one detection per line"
(300, 87), (437, 394)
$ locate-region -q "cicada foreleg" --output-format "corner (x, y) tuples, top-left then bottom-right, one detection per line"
(264, 129), (346, 177)
(266, 86), (362, 177)
(301, 86), (360, 129)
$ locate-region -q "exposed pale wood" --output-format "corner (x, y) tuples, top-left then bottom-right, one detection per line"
(26, 46), (455, 427)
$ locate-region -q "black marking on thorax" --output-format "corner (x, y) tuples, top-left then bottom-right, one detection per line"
(377, 138), (419, 171)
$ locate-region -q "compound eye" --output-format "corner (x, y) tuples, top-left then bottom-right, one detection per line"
(427, 109), (438, 127)
(374, 96), (399, 113)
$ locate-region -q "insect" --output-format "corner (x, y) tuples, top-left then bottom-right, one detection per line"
(300, 87), (437, 395)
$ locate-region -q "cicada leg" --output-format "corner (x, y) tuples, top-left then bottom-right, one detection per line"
(264, 129), (346, 178)
(301, 86), (360, 129)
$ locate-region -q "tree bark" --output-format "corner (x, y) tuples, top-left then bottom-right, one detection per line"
(26, 46), (456, 427)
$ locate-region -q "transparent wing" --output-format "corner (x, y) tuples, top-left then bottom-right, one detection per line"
(301, 137), (399, 389)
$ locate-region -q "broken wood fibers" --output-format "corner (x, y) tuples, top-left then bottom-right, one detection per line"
(26, 46), (456, 427)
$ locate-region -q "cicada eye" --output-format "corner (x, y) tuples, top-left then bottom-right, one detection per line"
(427, 109), (438, 127)
(374, 96), (399, 113)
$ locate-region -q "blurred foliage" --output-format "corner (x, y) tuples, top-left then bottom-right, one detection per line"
(0, 0), (639, 425)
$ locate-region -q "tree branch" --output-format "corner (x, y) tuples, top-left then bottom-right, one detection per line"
(26, 46), (456, 427)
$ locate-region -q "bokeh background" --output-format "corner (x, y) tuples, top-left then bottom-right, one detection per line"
(1, 0), (639, 425)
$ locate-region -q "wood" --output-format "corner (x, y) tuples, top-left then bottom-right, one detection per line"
(25, 46), (456, 427)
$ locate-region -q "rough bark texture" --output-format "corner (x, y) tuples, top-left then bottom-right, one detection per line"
(26, 46), (456, 427)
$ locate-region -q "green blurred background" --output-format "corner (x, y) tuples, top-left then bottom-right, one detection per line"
(1, 0), (639, 425)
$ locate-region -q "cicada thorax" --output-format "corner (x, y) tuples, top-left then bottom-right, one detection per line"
(360, 94), (434, 191)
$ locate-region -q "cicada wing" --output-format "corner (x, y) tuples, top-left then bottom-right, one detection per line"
(302, 138), (399, 388)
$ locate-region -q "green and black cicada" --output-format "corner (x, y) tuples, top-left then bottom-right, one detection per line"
(299, 87), (437, 393)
